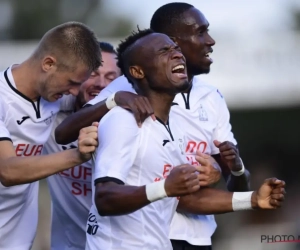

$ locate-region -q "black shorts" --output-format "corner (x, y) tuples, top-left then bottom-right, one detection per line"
(171, 240), (212, 250)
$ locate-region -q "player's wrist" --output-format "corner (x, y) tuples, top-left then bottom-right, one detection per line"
(231, 158), (245, 176)
(231, 191), (254, 211)
(145, 180), (168, 202)
(251, 191), (259, 209)
(105, 92), (117, 110)
(72, 147), (91, 163)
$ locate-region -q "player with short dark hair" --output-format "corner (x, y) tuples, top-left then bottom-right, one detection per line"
(150, 2), (193, 36)
(99, 41), (117, 54)
(85, 28), (285, 250)
(0, 22), (99, 250)
(45, 41), (121, 250)
(150, 4), (250, 249)
(70, 4), (250, 249)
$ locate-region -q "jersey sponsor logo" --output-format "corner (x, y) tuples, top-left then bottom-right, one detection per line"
(15, 143), (43, 156)
(199, 104), (208, 121)
(16, 116), (30, 125)
(59, 165), (92, 196)
(185, 140), (207, 166)
(154, 164), (173, 182)
(86, 212), (99, 236)
(60, 144), (92, 196)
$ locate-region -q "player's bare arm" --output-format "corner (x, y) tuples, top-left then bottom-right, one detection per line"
(0, 123), (98, 186)
(177, 178), (285, 215)
(95, 164), (200, 216)
(55, 91), (154, 144)
(212, 140), (251, 192)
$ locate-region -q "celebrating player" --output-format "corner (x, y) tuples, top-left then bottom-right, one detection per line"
(44, 42), (121, 250)
(85, 29), (285, 250)
(0, 22), (100, 250)
(55, 4), (251, 249)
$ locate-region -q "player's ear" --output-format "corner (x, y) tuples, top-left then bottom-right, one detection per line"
(129, 66), (144, 79)
(42, 56), (57, 72)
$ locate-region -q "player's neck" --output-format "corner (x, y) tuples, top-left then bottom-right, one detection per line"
(147, 92), (174, 124)
(11, 61), (40, 101)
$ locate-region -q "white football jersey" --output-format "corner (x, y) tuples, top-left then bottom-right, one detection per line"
(170, 77), (236, 246)
(86, 75), (237, 246)
(0, 67), (61, 250)
(44, 111), (92, 250)
(86, 107), (187, 250)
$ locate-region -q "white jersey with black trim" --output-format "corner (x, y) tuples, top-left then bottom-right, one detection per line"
(0, 67), (62, 250)
(86, 107), (187, 250)
(44, 111), (92, 250)
(169, 77), (237, 246)
(86, 75), (237, 246)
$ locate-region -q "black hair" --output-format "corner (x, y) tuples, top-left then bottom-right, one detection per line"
(117, 28), (154, 84)
(99, 41), (117, 54)
(150, 2), (194, 35)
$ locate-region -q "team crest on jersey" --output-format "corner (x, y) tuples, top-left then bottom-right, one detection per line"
(198, 104), (208, 121)
(43, 111), (55, 125)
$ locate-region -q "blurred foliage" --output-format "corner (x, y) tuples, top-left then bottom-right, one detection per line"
(6, 0), (134, 40)
(292, 8), (300, 32)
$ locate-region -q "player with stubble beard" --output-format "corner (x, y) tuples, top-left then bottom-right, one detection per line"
(85, 29), (285, 250)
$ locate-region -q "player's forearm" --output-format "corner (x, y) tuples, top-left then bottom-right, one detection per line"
(226, 169), (251, 192)
(178, 188), (257, 214)
(0, 149), (84, 186)
(55, 100), (108, 144)
(95, 184), (150, 216)
(213, 154), (251, 191)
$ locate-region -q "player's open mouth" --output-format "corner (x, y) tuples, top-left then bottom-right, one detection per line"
(171, 64), (187, 79)
(89, 92), (99, 97)
(204, 52), (213, 63)
(88, 92), (100, 99)
(172, 64), (185, 73)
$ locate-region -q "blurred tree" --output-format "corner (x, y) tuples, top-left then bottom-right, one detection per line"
(8, 0), (134, 40)
(10, 0), (63, 39)
(290, 3), (300, 32)
(293, 9), (300, 32)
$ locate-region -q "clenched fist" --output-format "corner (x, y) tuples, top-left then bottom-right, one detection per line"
(77, 122), (99, 162)
(165, 164), (200, 197)
(254, 178), (286, 209)
(213, 140), (243, 172)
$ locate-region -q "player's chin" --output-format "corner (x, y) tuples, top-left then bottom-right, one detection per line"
(175, 79), (190, 92)
(198, 61), (212, 74)
(200, 66), (211, 74)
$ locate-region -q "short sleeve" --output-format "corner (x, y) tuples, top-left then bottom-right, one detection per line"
(211, 90), (237, 155)
(93, 107), (140, 183)
(0, 99), (11, 141)
(87, 75), (136, 106)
